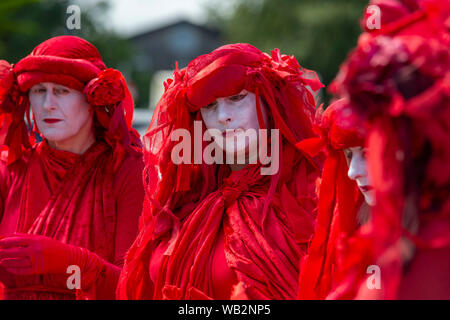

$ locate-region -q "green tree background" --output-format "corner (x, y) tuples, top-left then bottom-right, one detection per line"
(0, 0), (151, 108)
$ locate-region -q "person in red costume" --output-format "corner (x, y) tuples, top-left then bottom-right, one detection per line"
(323, 0), (450, 299)
(0, 36), (145, 300)
(117, 43), (324, 300)
(296, 99), (373, 299)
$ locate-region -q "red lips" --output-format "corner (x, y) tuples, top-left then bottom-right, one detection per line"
(359, 185), (373, 192)
(43, 119), (62, 124)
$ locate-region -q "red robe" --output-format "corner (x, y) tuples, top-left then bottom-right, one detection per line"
(121, 150), (319, 300)
(0, 140), (144, 299)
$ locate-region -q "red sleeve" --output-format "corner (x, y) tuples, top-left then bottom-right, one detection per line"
(112, 154), (145, 267)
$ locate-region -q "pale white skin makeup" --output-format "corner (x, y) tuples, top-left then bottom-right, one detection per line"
(200, 90), (269, 171)
(29, 82), (95, 155)
(343, 146), (376, 206)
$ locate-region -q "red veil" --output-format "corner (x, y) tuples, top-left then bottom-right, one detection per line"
(118, 43), (324, 299)
(327, 0), (450, 299)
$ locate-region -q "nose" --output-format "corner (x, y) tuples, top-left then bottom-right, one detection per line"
(42, 90), (57, 111)
(216, 101), (232, 126)
(347, 153), (366, 182)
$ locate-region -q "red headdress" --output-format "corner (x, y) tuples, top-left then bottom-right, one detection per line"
(0, 36), (141, 168)
(296, 99), (366, 299)
(327, 0), (450, 299)
(118, 43), (324, 299)
(360, 0), (450, 43)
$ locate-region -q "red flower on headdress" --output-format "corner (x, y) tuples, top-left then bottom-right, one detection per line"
(331, 36), (413, 118)
(332, 35), (448, 119)
(84, 68), (125, 106)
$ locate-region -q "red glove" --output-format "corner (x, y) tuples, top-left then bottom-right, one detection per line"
(0, 233), (120, 298)
(0, 234), (91, 275)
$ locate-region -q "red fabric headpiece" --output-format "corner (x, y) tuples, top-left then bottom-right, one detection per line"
(0, 36), (140, 166)
(144, 43), (323, 194)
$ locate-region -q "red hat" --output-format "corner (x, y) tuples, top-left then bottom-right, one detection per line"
(0, 36), (140, 166)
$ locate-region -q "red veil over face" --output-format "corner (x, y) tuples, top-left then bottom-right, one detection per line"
(328, 0), (450, 299)
(118, 43), (324, 300)
(296, 99), (366, 299)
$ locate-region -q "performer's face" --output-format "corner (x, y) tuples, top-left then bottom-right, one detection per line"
(200, 90), (268, 160)
(29, 82), (93, 146)
(344, 146), (375, 206)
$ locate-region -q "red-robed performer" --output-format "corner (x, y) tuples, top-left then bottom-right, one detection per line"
(321, 0), (450, 299)
(117, 43), (324, 300)
(296, 98), (374, 299)
(0, 36), (145, 300)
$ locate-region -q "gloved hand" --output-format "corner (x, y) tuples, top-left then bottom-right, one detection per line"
(0, 233), (90, 275)
(0, 233), (121, 299)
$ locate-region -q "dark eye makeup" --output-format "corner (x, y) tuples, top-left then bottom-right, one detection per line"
(204, 101), (218, 109)
(228, 93), (247, 102)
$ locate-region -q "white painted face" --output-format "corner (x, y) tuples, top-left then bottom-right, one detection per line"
(343, 146), (376, 206)
(200, 90), (268, 161)
(29, 82), (93, 145)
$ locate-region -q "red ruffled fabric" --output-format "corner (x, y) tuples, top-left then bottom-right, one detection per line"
(117, 43), (324, 300)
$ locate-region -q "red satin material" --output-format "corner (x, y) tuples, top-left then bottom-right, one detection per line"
(0, 140), (144, 299)
(117, 44), (323, 300)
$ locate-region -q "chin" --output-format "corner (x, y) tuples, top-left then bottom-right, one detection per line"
(363, 192), (376, 207)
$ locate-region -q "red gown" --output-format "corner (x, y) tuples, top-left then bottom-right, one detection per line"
(0, 140), (144, 299)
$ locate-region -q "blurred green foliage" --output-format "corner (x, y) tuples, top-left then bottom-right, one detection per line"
(0, 0), (132, 65)
(206, 0), (368, 103)
(0, 0), (150, 108)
